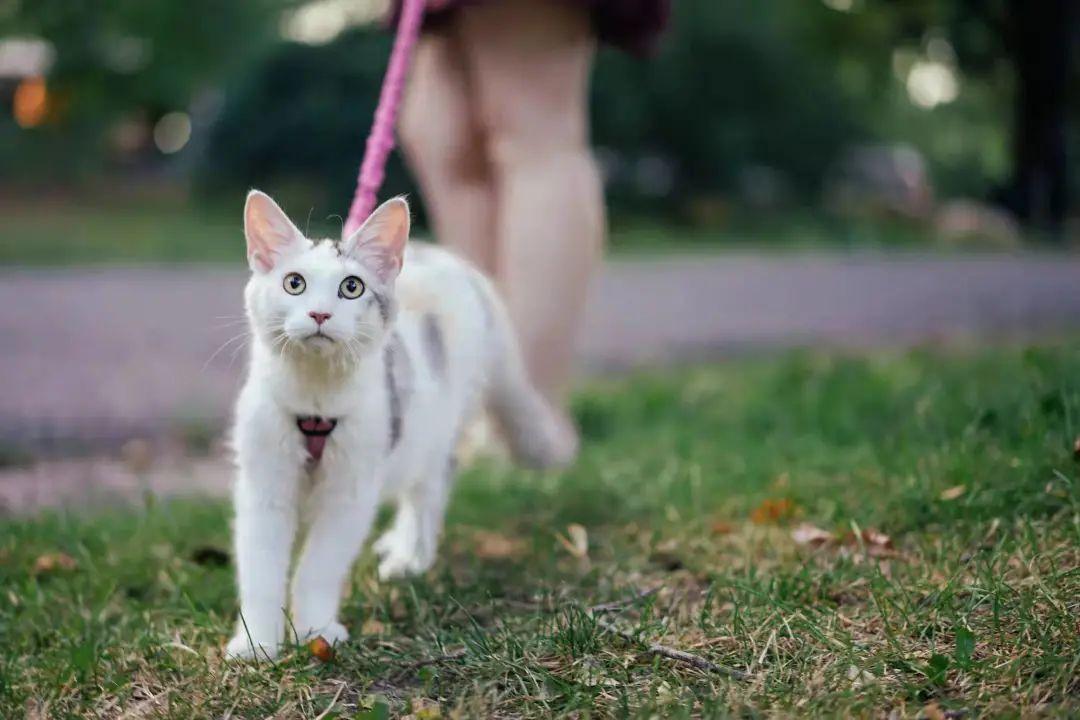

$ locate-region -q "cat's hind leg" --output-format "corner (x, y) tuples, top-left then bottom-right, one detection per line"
(375, 450), (456, 580)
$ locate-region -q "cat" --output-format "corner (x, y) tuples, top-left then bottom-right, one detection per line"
(226, 191), (576, 660)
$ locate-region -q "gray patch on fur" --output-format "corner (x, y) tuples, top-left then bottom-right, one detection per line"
(421, 313), (447, 379)
(383, 331), (414, 451)
(372, 290), (391, 325)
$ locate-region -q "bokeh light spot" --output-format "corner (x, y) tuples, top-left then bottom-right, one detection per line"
(13, 76), (48, 128)
(905, 60), (959, 109)
(822, 0), (855, 12)
(153, 112), (192, 154)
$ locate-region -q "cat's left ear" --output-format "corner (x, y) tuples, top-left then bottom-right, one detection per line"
(342, 197), (410, 283)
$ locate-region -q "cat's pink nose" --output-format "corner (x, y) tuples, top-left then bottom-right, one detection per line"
(309, 311), (332, 326)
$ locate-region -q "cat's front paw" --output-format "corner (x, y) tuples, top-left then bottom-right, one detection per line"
(297, 620), (349, 646)
(225, 632), (280, 661)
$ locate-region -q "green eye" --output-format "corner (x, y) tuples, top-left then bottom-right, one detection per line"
(339, 275), (365, 299)
(283, 272), (306, 295)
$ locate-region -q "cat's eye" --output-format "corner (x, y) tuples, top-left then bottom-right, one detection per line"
(339, 276), (365, 299)
(283, 273), (306, 295)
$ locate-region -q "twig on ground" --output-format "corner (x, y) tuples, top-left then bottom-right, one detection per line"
(393, 648), (468, 675)
(313, 681), (346, 720)
(593, 616), (751, 682)
(588, 587), (659, 614)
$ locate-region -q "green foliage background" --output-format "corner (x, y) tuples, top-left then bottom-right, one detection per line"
(3, 0), (1076, 218)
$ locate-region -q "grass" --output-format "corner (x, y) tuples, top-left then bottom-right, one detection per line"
(0, 200), (946, 267)
(1, 345), (1079, 717)
(0, 200), (243, 266)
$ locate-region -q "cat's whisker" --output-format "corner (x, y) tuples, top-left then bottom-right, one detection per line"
(204, 332), (251, 371)
(214, 319), (251, 331)
(228, 337), (252, 367)
(269, 333), (289, 359)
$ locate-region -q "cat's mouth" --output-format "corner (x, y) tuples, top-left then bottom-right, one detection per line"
(305, 330), (336, 344)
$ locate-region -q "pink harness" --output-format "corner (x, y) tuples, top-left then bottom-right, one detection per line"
(299, 0), (426, 463)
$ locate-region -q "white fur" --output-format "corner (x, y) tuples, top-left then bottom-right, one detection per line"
(225, 192), (574, 660)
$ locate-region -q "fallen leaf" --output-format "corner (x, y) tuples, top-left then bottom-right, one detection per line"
(472, 530), (524, 560)
(750, 498), (797, 525)
(33, 552), (77, 575)
(361, 617), (386, 635)
(710, 520), (734, 536)
(308, 635), (334, 662)
(837, 527), (900, 560)
(922, 702), (946, 720)
(863, 530), (895, 557)
(939, 485), (966, 501)
(860, 528), (893, 550)
(791, 523), (834, 547)
(556, 524), (589, 559)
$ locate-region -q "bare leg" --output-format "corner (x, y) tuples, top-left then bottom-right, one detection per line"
(399, 29), (497, 275)
(459, 0), (605, 403)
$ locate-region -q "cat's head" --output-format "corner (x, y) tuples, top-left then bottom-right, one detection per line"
(242, 190), (409, 359)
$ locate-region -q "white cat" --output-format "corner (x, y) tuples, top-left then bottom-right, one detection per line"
(225, 191), (575, 660)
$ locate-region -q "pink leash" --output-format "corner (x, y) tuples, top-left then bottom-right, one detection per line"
(342, 0), (428, 239)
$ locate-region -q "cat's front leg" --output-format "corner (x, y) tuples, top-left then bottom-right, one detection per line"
(289, 464), (380, 646)
(226, 421), (303, 661)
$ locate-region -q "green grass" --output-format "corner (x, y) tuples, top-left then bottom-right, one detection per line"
(0, 201), (243, 266)
(0, 200), (943, 267)
(2, 345), (1079, 717)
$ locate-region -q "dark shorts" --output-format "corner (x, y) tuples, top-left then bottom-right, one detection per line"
(391, 0), (670, 55)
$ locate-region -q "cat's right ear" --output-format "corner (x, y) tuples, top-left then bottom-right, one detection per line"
(244, 190), (304, 273)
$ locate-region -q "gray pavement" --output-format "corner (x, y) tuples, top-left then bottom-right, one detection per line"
(4, 251), (1080, 450)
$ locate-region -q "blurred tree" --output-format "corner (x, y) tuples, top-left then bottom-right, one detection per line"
(997, 0), (1075, 237)
(5, 0), (1073, 227)
(804, 0), (1078, 228)
(195, 27), (415, 225)
(0, 0), (293, 182)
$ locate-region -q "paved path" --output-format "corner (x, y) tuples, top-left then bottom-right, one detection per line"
(4, 252), (1080, 449)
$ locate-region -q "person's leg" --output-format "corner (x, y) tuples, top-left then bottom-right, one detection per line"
(399, 28), (497, 274)
(459, 0), (605, 403)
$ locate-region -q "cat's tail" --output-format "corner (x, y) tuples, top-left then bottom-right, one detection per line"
(473, 273), (578, 470)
